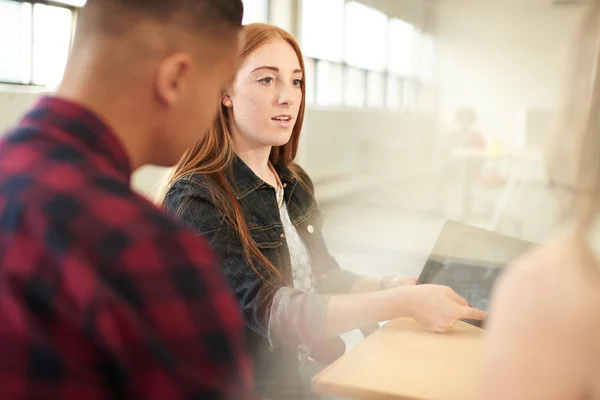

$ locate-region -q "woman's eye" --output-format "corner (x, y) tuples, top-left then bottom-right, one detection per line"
(259, 77), (274, 85)
(293, 79), (303, 87)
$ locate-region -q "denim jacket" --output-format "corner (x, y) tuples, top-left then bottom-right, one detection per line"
(164, 155), (361, 399)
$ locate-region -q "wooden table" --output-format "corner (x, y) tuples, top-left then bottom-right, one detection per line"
(313, 318), (483, 400)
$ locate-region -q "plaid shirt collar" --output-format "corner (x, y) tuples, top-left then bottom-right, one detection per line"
(26, 96), (133, 183)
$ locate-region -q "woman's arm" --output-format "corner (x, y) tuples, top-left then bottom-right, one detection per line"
(165, 178), (486, 348)
(326, 284), (485, 337)
(321, 269), (416, 294)
(349, 274), (417, 293)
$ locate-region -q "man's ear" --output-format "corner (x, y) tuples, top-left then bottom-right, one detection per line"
(155, 52), (192, 106)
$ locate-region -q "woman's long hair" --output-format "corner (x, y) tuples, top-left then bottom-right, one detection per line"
(548, 2), (600, 222)
(157, 23), (307, 280)
(547, 1), (600, 259)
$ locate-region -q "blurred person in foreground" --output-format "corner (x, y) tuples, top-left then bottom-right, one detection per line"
(481, 2), (600, 399)
(0, 0), (257, 399)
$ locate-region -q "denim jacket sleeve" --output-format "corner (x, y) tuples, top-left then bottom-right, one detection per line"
(164, 177), (329, 348)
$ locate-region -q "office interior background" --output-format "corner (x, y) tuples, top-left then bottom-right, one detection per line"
(0, 0), (581, 345)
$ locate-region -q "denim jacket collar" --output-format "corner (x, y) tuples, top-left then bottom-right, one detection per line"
(229, 154), (297, 200)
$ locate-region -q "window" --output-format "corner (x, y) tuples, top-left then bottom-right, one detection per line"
(418, 83), (437, 112)
(0, 0), (32, 84)
(419, 33), (436, 82)
(401, 80), (417, 109)
(343, 67), (365, 108)
(304, 57), (316, 105)
(386, 75), (402, 109)
(32, 3), (73, 87)
(0, 0), (75, 87)
(387, 18), (416, 76)
(242, 0), (269, 24)
(299, 0), (434, 111)
(50, 0), (84, 5)
(344, 1), (387, 71)
(301, 0), (344, 62)
(366, 71), (385, 108)
(315, 61), (343, 106)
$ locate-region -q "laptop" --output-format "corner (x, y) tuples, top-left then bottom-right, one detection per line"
(417, 220), (536, 328)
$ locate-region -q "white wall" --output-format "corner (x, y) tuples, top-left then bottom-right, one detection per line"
(357, 0), (427, 27)
(300, 106), (434, 180)
(0, 88), (47, 132)
(432, 0), (583, 147)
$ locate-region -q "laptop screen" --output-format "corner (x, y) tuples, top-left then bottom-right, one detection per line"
(417, 221), (536, 327)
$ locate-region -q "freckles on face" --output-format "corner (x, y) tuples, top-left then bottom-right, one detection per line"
(228, 38), (304, 148)
(233, 85), (269, 132)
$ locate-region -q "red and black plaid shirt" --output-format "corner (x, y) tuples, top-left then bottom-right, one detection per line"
(0, 97), (256, 400)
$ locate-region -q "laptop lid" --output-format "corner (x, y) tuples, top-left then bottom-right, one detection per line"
(417, 220), (536, 327)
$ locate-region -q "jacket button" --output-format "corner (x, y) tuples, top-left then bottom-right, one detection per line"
(280, 233), (285, 239)
(307, 225), (314, 234)
(283, 183), (287, 188)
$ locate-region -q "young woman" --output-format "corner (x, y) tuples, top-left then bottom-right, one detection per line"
(481, 2), (600, 399)
(159, 23), (485, 400)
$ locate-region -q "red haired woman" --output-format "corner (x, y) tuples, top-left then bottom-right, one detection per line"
(159, 23), (485, 400)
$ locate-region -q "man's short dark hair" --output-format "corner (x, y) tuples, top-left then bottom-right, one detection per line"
(82, 0), (244, 34)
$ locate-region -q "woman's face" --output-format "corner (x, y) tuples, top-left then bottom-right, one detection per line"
(224, 38), (303, 152)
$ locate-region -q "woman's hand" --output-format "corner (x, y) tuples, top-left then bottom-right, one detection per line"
(402, 284), (487, 332)
(326, 282), (487, 337)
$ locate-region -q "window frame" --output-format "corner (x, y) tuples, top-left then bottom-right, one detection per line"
(301, 0), (426, 110)
(0, 0), (275, 87)
(241, 0), (271, 25)
(0, 0), (77, 86)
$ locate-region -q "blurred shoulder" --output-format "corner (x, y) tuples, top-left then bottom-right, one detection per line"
(489, 234), (600, 335)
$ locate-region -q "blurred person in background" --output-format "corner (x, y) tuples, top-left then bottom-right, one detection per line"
(446, 108), (486, 151)
(435, 107), (487, 217)
(435, 107), (486, 217)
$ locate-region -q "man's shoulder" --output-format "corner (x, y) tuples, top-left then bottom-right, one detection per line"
(0, 135), (197, 247)
(82, 172), (199, 240)
(6, 168), (215, 265)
